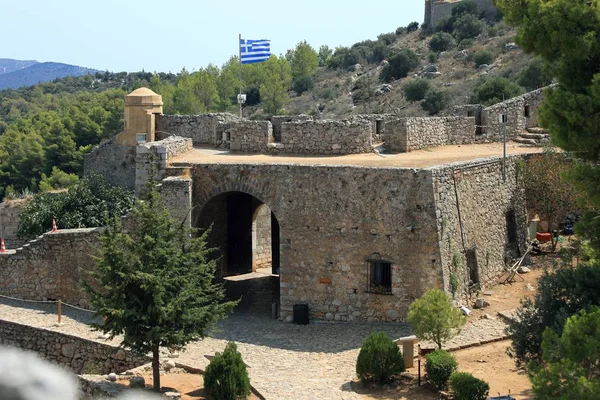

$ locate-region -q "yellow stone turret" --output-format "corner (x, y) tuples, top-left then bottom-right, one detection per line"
(117, 87), (163, 146)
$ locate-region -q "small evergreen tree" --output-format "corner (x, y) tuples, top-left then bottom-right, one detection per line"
(356, 332), (405, 384)
(404, 79), (432, 102)
(421, 88), (449, 115)
(429, 32), (456, 52)
(408, 289), (466, 349)
(379, 49), (420, 82)
(204, 342), (251, 400)
(83, 179), (236, 392)
(473, 50), (494, 67)
(449, 372), (489, 400)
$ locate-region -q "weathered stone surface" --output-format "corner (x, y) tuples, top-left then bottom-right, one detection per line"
(474, 298), (490, 309)
(156, 113), (241, 146)
(385, 117), (476, 152)
(129, 375), (146, 388)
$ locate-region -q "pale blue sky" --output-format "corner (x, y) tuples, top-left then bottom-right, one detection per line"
(3, 0), (424, 72)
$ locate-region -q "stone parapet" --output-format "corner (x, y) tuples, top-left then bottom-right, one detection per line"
(228, 120), (272, 153)
(385, 117), (476, 152)
(156, 113), (241, 146)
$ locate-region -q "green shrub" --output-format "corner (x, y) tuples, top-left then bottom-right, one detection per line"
(451, 0), (478, 18)
(38, 167), (80, 192)
(395, 26), (407, 35)
(453, 14), (485, 41)
(449, 372), (490, 400)
(428, 52), (438, 63)
(471, 77), (524, 105)
(377, 32), (396, 46)
(458, 39), (474, 49)
(404, 79), (431, 102)
(517, 58), (553, 91)
(379, 49), (420, 82)
(425, 350), (457, 390)
(421, 88), (449, 115)
(356, 332), (405, 384)
(16, 174), (134, 238)
(473, 50), (494, 67)
(429, 32), (456, 52)
(204, 342), (251, 400)
(407, 22), (419, 32)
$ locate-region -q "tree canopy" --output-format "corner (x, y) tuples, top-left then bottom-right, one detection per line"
(83, 181), (236, 391)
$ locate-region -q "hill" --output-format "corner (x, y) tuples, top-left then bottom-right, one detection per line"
(0, 59), (38, 75)
(0, 61), (98, 90)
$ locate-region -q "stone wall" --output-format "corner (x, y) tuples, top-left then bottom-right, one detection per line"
(252, 204), (272, 270)
(228, 121), (272, 153)
(190, 163), (443, 323)
(277, 119), (374, 155)
(0, 228), (99, 306)
(134, 136), (193, 195)
(157, 176), (193, 229)
(271, 115), (313, 142)
(0, 320), (148, 374)
(0, 199), (30, 249)
(83, 136), (137, 190)
(385, 117), (476, 152)
(156, 113), (241, 146)
(352, 114), (398, 143)
(481, 87), (546, 140)
(431, 156), (528, 298)
(425, 0), (499, 27)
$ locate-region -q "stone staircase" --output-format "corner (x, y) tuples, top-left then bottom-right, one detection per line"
(514, 127), (551, 146)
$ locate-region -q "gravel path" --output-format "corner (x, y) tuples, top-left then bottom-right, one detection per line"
(0, 295), (510, 400)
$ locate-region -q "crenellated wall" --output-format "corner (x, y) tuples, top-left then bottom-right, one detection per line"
(156, 113), (241, 146)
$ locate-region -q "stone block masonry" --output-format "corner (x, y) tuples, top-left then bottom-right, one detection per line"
(385, 117), (476, 152)
(0, 319), (148, 374)
(229, 120), (273, 153)
(83, 136), (137, 190)
(277, 119), (374, 155)
(0, 199), (30, 249)
(156, 113), (241, 146)
(0, 228), (100, 307)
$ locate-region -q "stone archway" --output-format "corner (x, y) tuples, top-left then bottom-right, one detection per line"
(195, 190), (281, 316)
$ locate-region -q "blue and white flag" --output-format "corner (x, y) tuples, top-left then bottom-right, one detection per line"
(240, 38), (271, 64)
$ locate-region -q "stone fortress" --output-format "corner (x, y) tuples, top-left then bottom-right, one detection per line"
(424, 0), (500, 28)
(0, 85), (548, 323)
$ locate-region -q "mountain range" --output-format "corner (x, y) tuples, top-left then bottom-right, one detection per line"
(0, 59), (97, 90)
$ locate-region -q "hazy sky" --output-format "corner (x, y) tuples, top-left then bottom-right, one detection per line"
(3, 0), (423, 72)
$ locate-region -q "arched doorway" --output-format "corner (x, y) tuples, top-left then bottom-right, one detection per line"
(196, 191), (280, 315)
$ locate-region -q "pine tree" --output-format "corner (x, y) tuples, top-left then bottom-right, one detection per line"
(83, 179), (236, 392)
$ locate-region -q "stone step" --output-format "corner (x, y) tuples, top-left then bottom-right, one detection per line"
(514, 137), (539, 145)
(526, 127), (547, 134)
(520, 132), (549, 140)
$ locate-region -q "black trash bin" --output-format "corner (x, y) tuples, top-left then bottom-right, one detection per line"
(293, 303), (309, 325)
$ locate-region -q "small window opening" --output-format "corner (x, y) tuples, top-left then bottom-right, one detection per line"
(136, 133), (147, 144)
(506, 210), (518, 244)
(375, 120), (383, 136)
(524, 105), (531, 118)
(467, 110), (475, 117)
(367, 255), (392, 294)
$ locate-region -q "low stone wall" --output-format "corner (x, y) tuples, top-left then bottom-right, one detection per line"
(229, 121), (272, 153)
(0, 199), (30, 249)
(156, 113), (241, 146)
(481, 87), (546, 141)
(277, 119), (374, 155)
(0, 228), (99, 306)
(271, 115), (313, 142)
(386, 117), (475, 152)
(352, 114), (397, 142)
(0, 320), (148, 375)
(84, 136), (137, 190)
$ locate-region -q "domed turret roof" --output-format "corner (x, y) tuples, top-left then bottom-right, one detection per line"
(125, 87), (163, 106)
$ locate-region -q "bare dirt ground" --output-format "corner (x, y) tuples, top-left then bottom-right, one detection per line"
(172, 142), (542, 169)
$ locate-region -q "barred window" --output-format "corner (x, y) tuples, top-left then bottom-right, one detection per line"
(366, 253), (392, 294)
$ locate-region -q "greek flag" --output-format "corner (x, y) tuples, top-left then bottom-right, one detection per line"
(240, 38), (271, 64)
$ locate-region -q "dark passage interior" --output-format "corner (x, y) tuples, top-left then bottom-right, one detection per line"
(197, 191), (280, 276)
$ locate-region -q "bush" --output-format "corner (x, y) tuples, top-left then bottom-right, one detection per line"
(377, 32), (396, 45)
(449, 372), (490, 400)
(451, 0), (478, 18)
(453, 14), (485, 41)
(395, 26), (407, 35)
(428, 52), (438, 63)
(425, 350), (457, 390)
(421, 89), (449, 115)
(16, 175), (134, 238)
(436, 16), (454, 33)
(429, 32), (456, 52)
(471, 77), (524, 105)
(204, 342), (251, 400)
(517, 58), (553, 91)
(293, 75), (314, 94)
(356, 332), (405, 384)
(379, 49), (420, 82)
(407, 22), (419, 32)
(458, 39), (474, 49)
(403, 79), (431, 102)
(38, 167), (80, 192)
(473, 50), (494, 67)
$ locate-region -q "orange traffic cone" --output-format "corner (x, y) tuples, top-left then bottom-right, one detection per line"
(0, 238), (6, 253)
(52, 218), (58, 232)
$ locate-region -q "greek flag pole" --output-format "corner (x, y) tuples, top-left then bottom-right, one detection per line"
(237, 34), (245, 118)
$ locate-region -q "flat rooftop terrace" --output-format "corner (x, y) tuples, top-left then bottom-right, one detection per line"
(171, 142), (543, 169)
